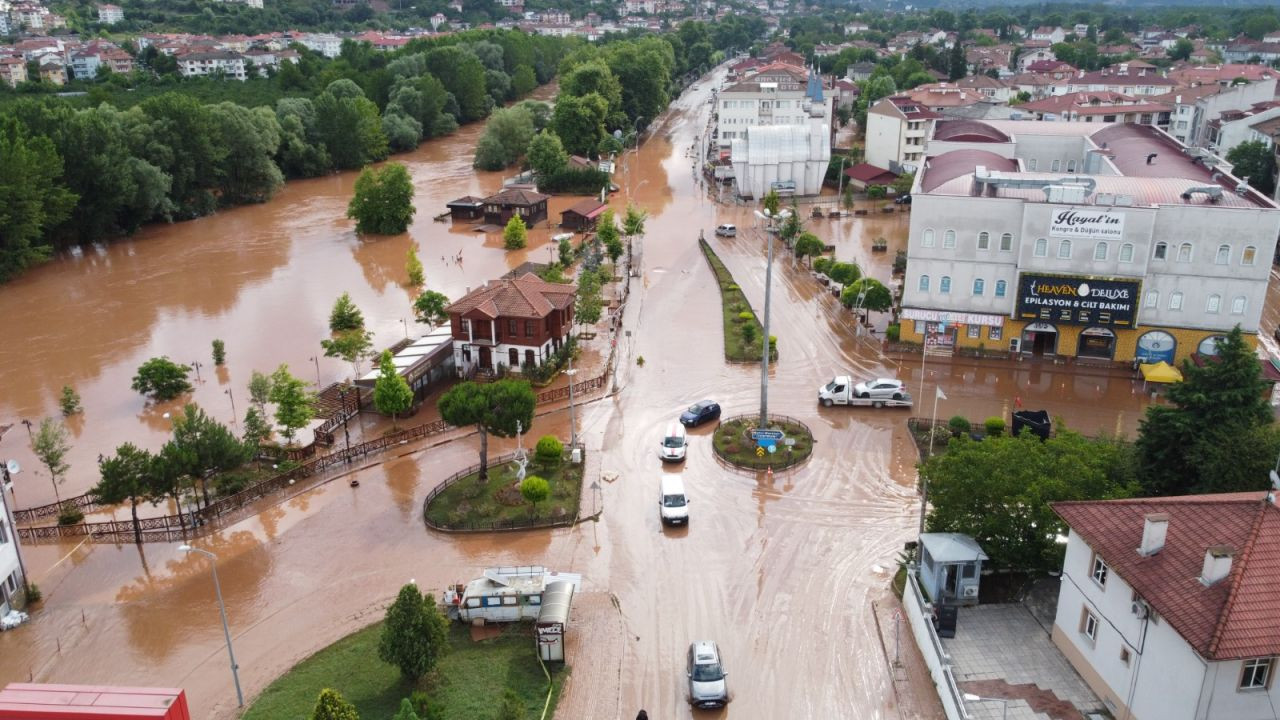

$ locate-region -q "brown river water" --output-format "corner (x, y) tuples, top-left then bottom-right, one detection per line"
(3, 68), (1279, 720)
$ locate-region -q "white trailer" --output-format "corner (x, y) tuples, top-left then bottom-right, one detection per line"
(817, 375), (913, 409)
(443, 566), (582, 624)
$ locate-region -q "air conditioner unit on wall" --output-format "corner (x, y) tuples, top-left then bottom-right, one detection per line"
(1131, 601), (1149, 619)
(963, 586), (979, 598)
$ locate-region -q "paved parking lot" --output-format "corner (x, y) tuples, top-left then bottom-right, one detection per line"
(943, 604), (1103, 720)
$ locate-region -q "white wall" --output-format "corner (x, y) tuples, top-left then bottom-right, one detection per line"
(865, 106), (903, 171)
(0, 488), (24, 615)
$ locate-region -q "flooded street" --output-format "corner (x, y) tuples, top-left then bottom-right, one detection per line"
(0, 68), (1195, 719)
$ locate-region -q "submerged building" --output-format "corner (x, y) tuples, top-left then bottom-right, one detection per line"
(899, 119), (1280, 364)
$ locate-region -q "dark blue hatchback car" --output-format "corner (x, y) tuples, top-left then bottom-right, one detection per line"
(680, 400), (721, 427)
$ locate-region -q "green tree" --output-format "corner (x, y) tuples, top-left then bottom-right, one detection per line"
(535, 435), (564, 467)
(622, 204), (647, 240)
(31, 418), (70, 506)
(321, 329), (375, 378)
(503, 216), (528, 250)
(131, 357), (193, 401)
(511, 65), (538, 96)
(170, 403), (252, 506)
(841, 277), (893, 312)
(373, 350), (414, 428)
(793, 232), (824, 267)
(329, 292), (366, 332)
(827, 261), (861, 286)
(406, 245), (425, 288)
(425, 46), (490, 122)
(1136, 327), (1276, 496)
(348, 163), (416, 235)
(211, 339), (226, 366)
(761, 188), (780, 217)
(551, 92), (609, 157)
(59, 386), (82, 416)
(269, 364), (315, 445)
(575, 269), (603, 328)
(527, 129), (568, 177)
(275, 98), (332, 178)
(560, 60), (624, 119)
(1170, 37), (1195, 61)
(474, 105), (537, 170)
(558, 236), (573, 267)
(137, 93), (225, 217)
(314, 81), (389, 171)
(1226, 140), (1276, 197)
(596, 209), (623, 264)
(248, 370), (273, 414)
(392, 699), (421, 720)
(92, 443), (158, 544)
(892, 172), (915, 196)
(923, 429), (1137, 572)
(520, 475), (550, 514)
(413, 290), (450, 327)
(243, 406), (272, 447)
(208, 102), (284, 205)
(0, 116), (78, 282)
(378, 583), (450, 681)
(948, 41), (966, 80)
(311, 689), (360, 720)
(437, 379), (536, 479)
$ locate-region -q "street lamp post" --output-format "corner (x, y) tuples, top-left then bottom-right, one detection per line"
(191, 361), (203, 383)
(308, 356), (322, 388)
(962, 693), (1008, 720)
(564, 353), (577, 448)
(337, 385), (353, 453)
(921, 385), (946, 538)
(178, 545), (244, 708)
(400, 318), (409, 340)
(20, 419), (32, 443)
(225, 389), (236, 423)
(753, 208), (791, 427)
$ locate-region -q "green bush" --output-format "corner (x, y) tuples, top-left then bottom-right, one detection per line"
(948, 416), (971, 436)
(57, 506), (84, 526)
(535, 435), (564, 466)
(813, 257), (833, 274)
(893, 250), (907, 275)
(736, 311), (753, 322)
(24, 583), (41, 604)
(984, 417), (1006, 437)
(538, 167), (610, 194)
(741, 323), (757, 345)
(886, 323), (900, 341)
(867, 184), (887, 199)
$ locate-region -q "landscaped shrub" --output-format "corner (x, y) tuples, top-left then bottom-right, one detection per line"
(535, 435), (564, 466)
(538, 167), (610, 194)
(893, 250), (907, 275)
(736, 311), (753, 322)
(57, 506), (84, 526)
(828, 261), (861, 285)
(984, 417), (1006, 437)
(886, 323), (901, 342)
(741, 323), (757, 346)
(813, 257), (833, 274)
(948, 415), (971, 436)
(867, 184), (887, 199)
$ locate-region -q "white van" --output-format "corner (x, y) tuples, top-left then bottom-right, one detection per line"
(659, 476), (690, 525)
(659, 423), (688, 463)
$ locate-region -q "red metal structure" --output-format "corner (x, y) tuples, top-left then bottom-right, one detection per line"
(0, 683), (190, 720)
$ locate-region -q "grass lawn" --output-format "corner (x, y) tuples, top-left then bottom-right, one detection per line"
(424, 457), (583, 529)
(698, 239), (777, 363)
(712, 417), (813, 470)
(245, 622), (563, 720)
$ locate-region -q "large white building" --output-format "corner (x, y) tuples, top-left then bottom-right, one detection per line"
(729, 71), (831, 198)
(1052, 493), (1280, 720)
(178, 51), (247, 81)
(899, 119), (1280, 364)
(715, 64), (832, 143)
(865, 96), (939, 174)
(0, 475), (26, 616)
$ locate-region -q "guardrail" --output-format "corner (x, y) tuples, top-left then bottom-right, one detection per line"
(902, 567), (971, 720)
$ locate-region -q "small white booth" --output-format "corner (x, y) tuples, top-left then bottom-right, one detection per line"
(535, 580), (575, 662)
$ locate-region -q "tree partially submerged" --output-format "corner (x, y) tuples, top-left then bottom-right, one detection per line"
(93, 443), (160, 544)
(269, 365), (315, 445)
(437, 379), (536, 479)
(131, 357), (193, 401)
(373, 350), (413, 428)
(347, 162), (416, 235)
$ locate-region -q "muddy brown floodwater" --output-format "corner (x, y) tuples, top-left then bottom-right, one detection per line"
(0, 66), (1211, 720)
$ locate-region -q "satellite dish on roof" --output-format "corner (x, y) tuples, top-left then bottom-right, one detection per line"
(5, 460), (18, 475)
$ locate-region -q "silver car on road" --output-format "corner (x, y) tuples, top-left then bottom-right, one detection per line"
(687, 640), (729, 709)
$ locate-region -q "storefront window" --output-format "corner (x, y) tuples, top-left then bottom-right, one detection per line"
(988, 326), (1002, 341)
(1198, 336), (1226, 356)
(968, 325), (980, 339)
(1136, 331), (1176, 364)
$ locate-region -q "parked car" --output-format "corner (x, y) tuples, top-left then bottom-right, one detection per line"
(659, 423), (688, 463)
(687, 641), (729, 709)
(680, 400), (721, 427)
(714, 224), (737, 237)
(852, 378), (906, 400)
(894, 194), (912, 205)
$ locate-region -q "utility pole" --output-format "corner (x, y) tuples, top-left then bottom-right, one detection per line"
(753, 208), (791, 427)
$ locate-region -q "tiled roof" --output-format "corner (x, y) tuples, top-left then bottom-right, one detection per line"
(446, 272), (575, 320)
(843, 163), (897, 184)
(1054, 494), (1280, 660)
(562, 198), (605, 217)
(482, 188), (549, 207)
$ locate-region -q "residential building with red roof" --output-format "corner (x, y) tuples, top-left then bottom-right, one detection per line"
(865, 96), (939, 173)
(1205, 101), (1280, 158)
(445, 273), (575, 376)
(1019, 91), (1171, 129)
(0, 56), (26, 88)
(1051, 493), (1280, 719)
(1063, 62), (1177, 96)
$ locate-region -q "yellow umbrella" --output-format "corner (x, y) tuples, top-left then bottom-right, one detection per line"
(1139, 361), (1183, 384)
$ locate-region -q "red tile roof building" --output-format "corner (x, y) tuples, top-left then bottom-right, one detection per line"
(445, 273), (576, 376)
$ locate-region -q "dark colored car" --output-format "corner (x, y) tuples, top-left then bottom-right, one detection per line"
(680, 401), (721, 427)
(894, 194), (912, 205)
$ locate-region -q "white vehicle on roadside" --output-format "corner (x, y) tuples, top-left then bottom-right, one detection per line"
(818, 376), (912, 408)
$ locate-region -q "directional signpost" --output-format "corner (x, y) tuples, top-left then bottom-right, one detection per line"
(751, 428), (785, 453)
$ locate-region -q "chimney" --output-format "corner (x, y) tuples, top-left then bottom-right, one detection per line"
(1200, 546), (1235, 586)
(1138, 513), (1169, 556)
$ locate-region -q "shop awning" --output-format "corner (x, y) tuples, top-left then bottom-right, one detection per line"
(1139, 361), (1183, 384)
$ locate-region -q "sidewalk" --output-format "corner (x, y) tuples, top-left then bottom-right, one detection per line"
(553, 591), (626, 719)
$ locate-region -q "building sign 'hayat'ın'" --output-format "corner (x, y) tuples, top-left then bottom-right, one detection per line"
(1016, 274), (1140, 327)
(1049, 209), (1125, 241)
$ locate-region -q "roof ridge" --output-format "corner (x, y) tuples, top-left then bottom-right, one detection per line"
(1208, 499), (1273, 657)
(1053, 494), (1266, 508)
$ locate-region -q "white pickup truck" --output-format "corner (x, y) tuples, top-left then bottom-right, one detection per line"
(817, 375), (913, 408)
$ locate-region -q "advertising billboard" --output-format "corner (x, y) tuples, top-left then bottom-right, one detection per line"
(1048, 208), (1125, 241)
(1016, 274), (1140, 327)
